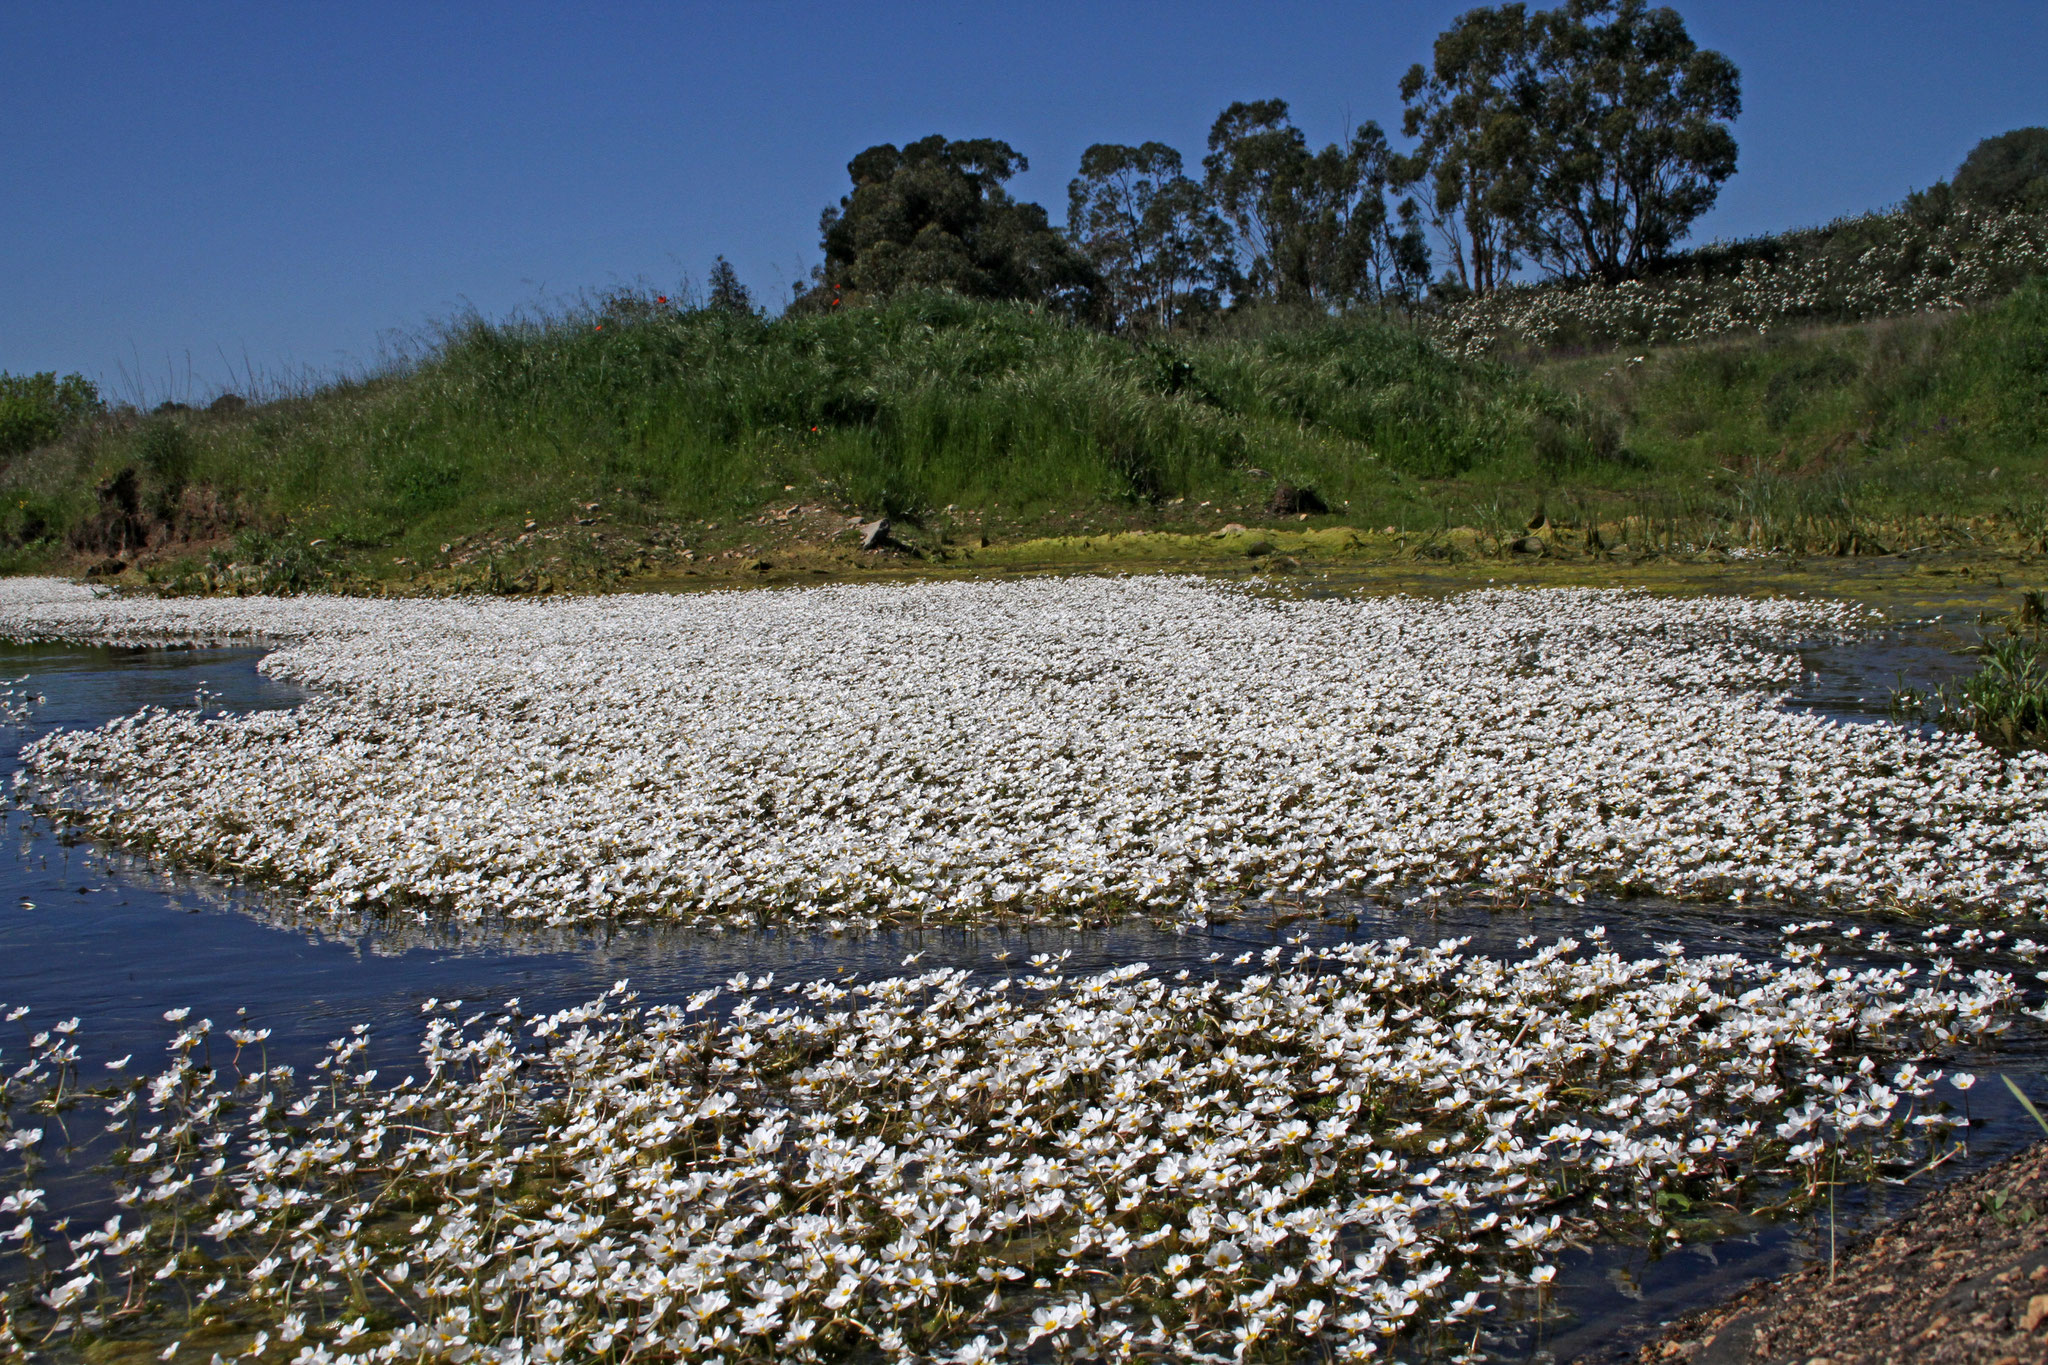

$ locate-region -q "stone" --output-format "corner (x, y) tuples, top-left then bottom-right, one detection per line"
(2023, 1293), (2048, 1330)
(1213, 523), (1248, 537)
(859, 518), (893, 552)
(1267, 484), (1329, 516)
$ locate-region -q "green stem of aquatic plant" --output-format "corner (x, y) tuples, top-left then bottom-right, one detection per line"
(2002, 1074), (2048, 1137)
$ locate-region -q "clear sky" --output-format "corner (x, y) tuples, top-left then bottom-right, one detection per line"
(4, 2), (2043, 401)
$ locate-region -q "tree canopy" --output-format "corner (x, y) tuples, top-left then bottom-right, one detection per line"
(790, 4), (1754, 312)
(814, 135), (1098, 313)
(1955, 127), (2048, 214)
(1401, 0), (1740, 288)
(1202, 100), (1429, 310)
(1398, 5), (1538, 296)
(1067, 142), (1231, 333)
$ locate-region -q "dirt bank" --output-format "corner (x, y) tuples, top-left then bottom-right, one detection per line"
(1636, 1139), (2048, 1364)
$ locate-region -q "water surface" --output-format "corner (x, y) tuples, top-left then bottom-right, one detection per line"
(2, 636), (2042, 1363)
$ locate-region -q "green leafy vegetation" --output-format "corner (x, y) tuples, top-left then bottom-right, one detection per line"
(1955, 126), (2048, 213)
(0, 292), (1590, 576)
(0, 371), (101, 459)
(805, 136), (1097, 313)
(2, 275), (2045, 591)
(1892, 592), (2048, 751)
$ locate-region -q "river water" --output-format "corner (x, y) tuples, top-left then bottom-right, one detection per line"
(0, 625), (2041, 1363)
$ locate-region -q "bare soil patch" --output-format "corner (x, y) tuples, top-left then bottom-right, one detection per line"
(1636, 1140), (2048, 1364)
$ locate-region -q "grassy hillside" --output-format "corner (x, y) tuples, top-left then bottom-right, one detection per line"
(3, 279), (2046, 593)
(1434, 202), (2048, 356)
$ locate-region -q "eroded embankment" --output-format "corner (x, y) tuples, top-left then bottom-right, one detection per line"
(1639, 1135), (2048, 1364)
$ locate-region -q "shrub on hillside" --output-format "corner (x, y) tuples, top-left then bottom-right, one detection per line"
(1955, 128), (2048, 214)
(1432, 204), (2048, 356)
(0, 371), (102, 459)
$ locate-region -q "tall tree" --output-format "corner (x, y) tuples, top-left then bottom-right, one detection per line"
(1518, 0), (1740, 282)
(1303, 122), (1434, 308)
(1202, 100), (1429, 309)
(1066, 142), (1231, 333)
(1400, 1), (1739, 287)
(1202, 100), (1312, 300)
(814, 135), (1098, 312)
(1398, 3), (1537, 296)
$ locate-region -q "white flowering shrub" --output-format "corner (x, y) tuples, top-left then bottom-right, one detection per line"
(1432, 206), (2048, 357)
(4, 577), (2046, 930)
(0, 925), (2024, 1363)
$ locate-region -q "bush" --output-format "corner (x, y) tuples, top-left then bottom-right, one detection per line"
(1432, 204), (2048, 356)
(134, 417), (194, 489)
(1955, 128), (2048, 214)
(1893, 593), (2048, 751)
(0, 372), (102, 459)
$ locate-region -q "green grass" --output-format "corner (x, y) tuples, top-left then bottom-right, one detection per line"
(1529, 281), (2048, 552)
(3, 279), (2046, 589)
(1892, 592), (2048, 750)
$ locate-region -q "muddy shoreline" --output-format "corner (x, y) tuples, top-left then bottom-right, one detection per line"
(1628, 1137), (2048, 1364)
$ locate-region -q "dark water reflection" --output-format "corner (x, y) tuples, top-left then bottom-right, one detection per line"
(1787, 613), (1980, 727)
(1, 639), (2043, 1363)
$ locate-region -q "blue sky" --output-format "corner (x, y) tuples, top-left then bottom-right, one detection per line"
(4, 2), (2043, 401)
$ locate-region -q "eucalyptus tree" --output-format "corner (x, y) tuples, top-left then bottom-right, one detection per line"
(1519, 0), (1741, 282)
(1398, 4), (1535, 296)
(1066, 141), (1232, 333)
(1202, 99), (1429, 310)
(1400, 0), (1740, 288)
